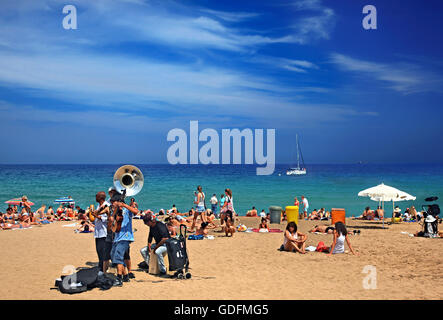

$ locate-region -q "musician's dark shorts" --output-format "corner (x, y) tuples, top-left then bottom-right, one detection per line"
(124, 247), (130, 260)
(111, 240), (130, 266)
(104, 241), (113, 260)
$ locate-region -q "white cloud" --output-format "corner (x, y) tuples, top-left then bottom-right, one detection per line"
(330, 53), (443, 94)
(199, 9), (260, 22)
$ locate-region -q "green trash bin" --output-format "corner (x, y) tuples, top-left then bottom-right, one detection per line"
(269, 206), (282, 224)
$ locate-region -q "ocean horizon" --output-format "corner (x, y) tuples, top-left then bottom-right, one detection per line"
(1, 163), (442, 217)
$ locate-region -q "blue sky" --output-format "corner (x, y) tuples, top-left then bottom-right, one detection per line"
(0, 0), (442, 164)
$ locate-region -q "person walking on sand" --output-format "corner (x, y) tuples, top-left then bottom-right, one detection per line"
(191, 185), (207, 232)
(301, 196), (309, 220)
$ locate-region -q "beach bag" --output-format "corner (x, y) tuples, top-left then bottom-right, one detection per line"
(316, 241), (328, 252)
(57, 267), (98, 294)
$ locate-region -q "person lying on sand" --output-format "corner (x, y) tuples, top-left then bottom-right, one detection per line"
(310, 225), (335, 234)
(283, 222), (307, 254)
(324, 222), (358, 256)
(76, 220), (94, 233)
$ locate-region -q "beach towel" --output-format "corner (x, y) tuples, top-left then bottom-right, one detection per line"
(62, 223), (77, 227)
(251, 228), (282, 233)
(188, 234), (204, 240)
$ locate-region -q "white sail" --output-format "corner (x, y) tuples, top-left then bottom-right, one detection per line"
(286, 134), (307, 175)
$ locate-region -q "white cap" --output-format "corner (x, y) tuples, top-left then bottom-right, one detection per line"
(108, 186), (117, 192)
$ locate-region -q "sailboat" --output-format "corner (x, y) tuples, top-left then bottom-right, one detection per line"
(286, 134), (307, 176)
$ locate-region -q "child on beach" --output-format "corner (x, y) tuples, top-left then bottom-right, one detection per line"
(223, 210), (235, 237)
(326, 222), (358, 256)
(283, 222), (307, 254)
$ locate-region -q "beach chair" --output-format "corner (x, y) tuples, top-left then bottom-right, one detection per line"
(331, 208), (346, 225)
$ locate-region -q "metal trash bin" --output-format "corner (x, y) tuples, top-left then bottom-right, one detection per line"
(269, 206), (282, 224)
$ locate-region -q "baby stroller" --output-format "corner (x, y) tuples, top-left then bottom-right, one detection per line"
(418, 197), (440, 238)
(165, 224), (191, 279)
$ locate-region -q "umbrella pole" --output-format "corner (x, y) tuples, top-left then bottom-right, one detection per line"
(382, 199), (385, 229)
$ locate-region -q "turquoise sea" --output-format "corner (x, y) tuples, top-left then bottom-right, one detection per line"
(0, 164), (442, 217)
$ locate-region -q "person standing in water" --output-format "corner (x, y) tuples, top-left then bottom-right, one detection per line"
(210, 194), (218, 217)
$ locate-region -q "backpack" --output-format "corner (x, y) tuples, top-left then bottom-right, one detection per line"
(56, 267), (98, 294)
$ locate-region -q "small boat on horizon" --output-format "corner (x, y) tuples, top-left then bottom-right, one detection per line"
(286, 134), (307, 176)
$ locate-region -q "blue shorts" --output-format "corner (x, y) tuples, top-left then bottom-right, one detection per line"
(111, 240), (131, 266)
(196, 205), (205, 213)
(304, 206), (309, 212)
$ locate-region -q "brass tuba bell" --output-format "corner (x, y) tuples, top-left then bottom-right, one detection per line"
(113, 165), (144, 197)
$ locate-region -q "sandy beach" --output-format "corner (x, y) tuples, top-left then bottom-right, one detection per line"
(0, 217), (442, 300)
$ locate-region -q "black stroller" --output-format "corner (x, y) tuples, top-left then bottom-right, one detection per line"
(165, 224), (191, 279)
(418, 196), (440, 238)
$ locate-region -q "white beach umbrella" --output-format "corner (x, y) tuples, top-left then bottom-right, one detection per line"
(358, 183), (416, 228)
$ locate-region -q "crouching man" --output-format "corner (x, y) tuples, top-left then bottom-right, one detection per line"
(140, 214), (170, 276)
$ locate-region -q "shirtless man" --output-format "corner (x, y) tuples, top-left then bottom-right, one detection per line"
(35, 205), (46, 222)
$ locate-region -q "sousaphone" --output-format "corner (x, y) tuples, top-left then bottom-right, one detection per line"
(110, 165), (144, 232)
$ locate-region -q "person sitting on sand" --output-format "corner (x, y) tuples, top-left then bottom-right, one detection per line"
(196, 222), (209, 236)
(283, 222), (307, 254)
(224, 210), (236, 237)
(356, 207), (374, 220)
(325, 222), (358, 256)
(166, 220), (177, 237)
(205, 209), (218, 229)
(56, 205), (65, 220)
(375, 206), (384, 220)
(45, 206), (54, 221)
(246, 206), (258, 217)
(310, 225), (335, 234)
(259, 218), (270, 232)
(322, 209), (330, 220)
(408, 206), (418, 220)
(308, 209), (320, 220)
(393, 206), (402, 218)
